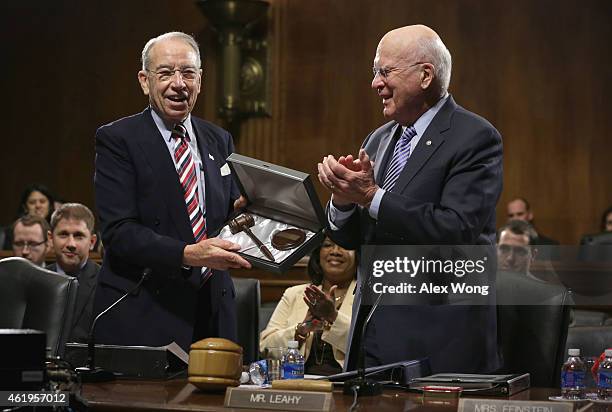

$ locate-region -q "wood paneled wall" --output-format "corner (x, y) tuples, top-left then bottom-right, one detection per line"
(1, 0), (610, 245)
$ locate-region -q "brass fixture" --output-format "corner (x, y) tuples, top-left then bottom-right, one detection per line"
(196, 0), (270, 138)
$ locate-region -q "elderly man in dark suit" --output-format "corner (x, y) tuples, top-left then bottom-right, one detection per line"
(318, 25), (503, 373)
(93, 32), (251, 352)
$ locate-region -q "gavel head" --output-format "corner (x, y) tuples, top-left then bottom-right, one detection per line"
(228, 213), (255, 234)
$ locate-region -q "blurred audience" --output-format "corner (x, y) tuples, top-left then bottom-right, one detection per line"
(506, 197), (559, 259)
(2, 184), (57, 250)
(47, 203), (100, 342)
(11, 215), (51, 267)
(600, 206), (612, 233)
(17, 184), (56, 222)
(260, 237), (357, 375)
(497, 219), (537, 276)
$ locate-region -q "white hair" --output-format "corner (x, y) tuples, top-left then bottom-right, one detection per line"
(141, 32), (201, 70)
(414, 36), (452, 96)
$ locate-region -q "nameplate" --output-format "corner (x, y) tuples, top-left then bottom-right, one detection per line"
(459, 398), (573, 412)
(224, 387), (333, 411)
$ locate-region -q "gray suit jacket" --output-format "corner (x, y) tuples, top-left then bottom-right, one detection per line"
(329, 95), (503, 373)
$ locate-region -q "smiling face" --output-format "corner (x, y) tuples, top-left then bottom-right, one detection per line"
(25, 190), (50, 219)
(138, 37), (202, 124)
(49, 218), (96, 275)
(319, 238), (356, 286)
(371, 27), (436, 126)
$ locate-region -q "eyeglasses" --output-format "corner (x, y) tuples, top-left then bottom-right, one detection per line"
(13, 240), (46, 250)
(147, 67), (199, 82)
(372, 62), (425, 79)
(498, 244), (530, 258)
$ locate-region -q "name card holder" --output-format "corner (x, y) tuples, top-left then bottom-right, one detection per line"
(224, 387), (333, 411)
(459, 398), (574, 412)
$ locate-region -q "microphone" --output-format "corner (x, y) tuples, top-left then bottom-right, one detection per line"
(76, 267), (152, 382)
(343, 289), (384, 396)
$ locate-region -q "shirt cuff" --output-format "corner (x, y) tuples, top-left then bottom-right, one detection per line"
(368, 188), (385, 220)
(328, 199), (356, 231)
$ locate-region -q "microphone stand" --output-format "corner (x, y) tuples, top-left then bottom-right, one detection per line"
(76, 268), (151, 382)
(343, 290), (384, 396)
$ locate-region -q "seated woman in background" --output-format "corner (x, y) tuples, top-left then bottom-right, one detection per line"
(16, 183), (56, 223)
(260, 237), (357, 375)
(2, 184), (56, 250)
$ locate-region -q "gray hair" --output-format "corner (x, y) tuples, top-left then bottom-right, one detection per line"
(414, 35), (452, 96)
(141, 32), (201, 70)
(498, 219), (538, 244)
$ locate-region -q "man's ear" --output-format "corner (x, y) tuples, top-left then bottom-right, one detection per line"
(89, 233), (98, 251)
(138, 71), (150, 96)
(420, 63), (435, 90)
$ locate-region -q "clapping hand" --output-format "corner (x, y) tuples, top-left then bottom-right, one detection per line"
(303, 284), (339, 324)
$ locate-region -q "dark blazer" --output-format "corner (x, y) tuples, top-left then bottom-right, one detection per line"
(48, 260), (100, 343)
(330, 96), (503, 374)
(93, 108), (240, 351)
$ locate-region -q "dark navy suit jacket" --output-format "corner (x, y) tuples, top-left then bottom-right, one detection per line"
(329, 96), (503, 373)
(93, 108), (240, 351)
(49, 260), (100, 343)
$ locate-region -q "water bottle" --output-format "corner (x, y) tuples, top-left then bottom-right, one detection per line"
(248, 360), (268, 385)
(282, 340), (304, 380)
(561, 348), (586, 399)
(597, 349), (612, 400)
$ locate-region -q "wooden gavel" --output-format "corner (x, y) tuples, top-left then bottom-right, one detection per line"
(228, 214), (275, 262)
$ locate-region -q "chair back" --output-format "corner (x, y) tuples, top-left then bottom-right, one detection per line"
(233, 277), (260, 363)
(0, 257), (78, 356)
(496, 270), (572, 387)
(565, 326), (612, 357)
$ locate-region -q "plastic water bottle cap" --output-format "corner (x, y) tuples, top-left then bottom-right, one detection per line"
(605, 349), (612, 357)
(568, 348), (580, 356)
(287, 340), (299, 349)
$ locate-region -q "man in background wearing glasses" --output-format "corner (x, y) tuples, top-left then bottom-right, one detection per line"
(93, 32), (251, 352)
(318, 25), (503, 374)
(11, 215), (50, 267)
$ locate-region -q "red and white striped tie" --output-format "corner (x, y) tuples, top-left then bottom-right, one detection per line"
(172, 123), (207, 243)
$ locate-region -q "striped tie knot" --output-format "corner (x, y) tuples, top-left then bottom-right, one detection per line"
(381, 125), (417, 191)
(171, 123), (189, 141)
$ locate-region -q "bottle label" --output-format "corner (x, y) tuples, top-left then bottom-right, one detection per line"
(562, 370), (585, 388)
(282, 362), (304, 380)
(599, 370), (612, 389)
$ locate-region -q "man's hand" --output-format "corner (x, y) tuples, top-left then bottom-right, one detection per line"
(183, 237), (251, 270)
(317, 149), (379, 207)
(233, 195), (247, 211)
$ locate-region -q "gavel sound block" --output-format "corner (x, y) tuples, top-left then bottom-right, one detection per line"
(228, 214), (275, 262)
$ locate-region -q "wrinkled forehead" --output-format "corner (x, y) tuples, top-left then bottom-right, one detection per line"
(149, 39), (199, 68)
(374, 35), (415, 66)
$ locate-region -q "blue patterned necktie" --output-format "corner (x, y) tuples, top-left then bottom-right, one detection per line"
(382, 126), (417, 190)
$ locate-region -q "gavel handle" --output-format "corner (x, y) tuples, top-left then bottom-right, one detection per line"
(244, 227), (275, 262)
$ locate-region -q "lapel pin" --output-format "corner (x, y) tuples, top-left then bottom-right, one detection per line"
(208, 154), (215, 160)
(426, 140), (432, 146)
